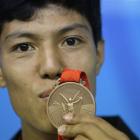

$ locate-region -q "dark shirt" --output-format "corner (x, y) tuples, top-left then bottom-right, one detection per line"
(12, 116), (139, 140)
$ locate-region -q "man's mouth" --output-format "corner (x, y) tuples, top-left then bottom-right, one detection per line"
(38, 79), (60, 99)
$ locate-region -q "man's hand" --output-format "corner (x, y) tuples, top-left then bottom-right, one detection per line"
(58, 112), (130, 140)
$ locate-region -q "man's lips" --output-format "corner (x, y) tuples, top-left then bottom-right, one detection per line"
(39, 88), (53, 98)
(38, 80), (60, 99)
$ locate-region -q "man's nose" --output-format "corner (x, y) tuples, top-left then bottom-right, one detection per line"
(39, 48), (64, 79)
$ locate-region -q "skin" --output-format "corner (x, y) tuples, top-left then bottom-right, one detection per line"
(0, 4), (129, 140)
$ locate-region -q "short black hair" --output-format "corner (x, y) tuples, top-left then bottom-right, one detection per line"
(0, 0), (102, 45)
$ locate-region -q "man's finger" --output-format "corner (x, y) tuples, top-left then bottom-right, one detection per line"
(63, 113), (129, 140)
(75, 135), (89, 140)
(58, 123), (114, 140)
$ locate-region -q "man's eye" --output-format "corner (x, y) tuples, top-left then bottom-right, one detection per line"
(62, 37), (82, 48)
(12, 43), (34, 52)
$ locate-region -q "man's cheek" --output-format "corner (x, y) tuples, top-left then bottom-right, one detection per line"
(6, 78), (31, 110)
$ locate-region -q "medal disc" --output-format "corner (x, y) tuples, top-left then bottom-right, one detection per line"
(47, 82), (95, 128)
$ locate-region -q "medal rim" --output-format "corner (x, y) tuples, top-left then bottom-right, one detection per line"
(47, 82), (96, 128)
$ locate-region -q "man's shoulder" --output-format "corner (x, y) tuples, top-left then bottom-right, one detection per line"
(101, 116), (138, 140)
(11, 116), (139, 140)
(11, 130), (21, 140)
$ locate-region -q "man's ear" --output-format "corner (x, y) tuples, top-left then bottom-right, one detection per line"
(0, 68), (6, 87)
(96, 40), (104, 75)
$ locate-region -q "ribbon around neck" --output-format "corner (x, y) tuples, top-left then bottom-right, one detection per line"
(58, 68), (90, 140)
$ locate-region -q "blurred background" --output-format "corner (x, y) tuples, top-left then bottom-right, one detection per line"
(0, 0), (140, 139)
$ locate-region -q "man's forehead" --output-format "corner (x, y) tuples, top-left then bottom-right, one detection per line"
(0, 12), (92, 44)
(35, 4), (73, 18)
(32, 4), (86, 24)
(1, 6), (91, 40)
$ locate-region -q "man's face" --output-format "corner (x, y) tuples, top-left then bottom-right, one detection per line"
(0, 5), (103, 133)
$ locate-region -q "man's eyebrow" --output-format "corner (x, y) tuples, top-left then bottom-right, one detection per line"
(4, 23), (90, 41)
(57, 23), (90, 35)
(5, 32), (40, 41)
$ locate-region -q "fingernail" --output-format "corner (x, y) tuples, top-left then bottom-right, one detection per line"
(63, 113), (73, 122)
(58, 125), (66, 135)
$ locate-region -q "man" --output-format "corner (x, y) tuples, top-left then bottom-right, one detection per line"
(0, 0), (138, 140)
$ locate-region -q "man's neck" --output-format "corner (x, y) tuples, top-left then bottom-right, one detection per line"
(22, 122), (57, 140)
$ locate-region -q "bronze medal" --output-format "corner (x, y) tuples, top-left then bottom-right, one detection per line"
(47, 82), (95, 128)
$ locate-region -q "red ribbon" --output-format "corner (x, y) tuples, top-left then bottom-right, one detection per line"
(58, 68), (90, 140)
(58, 135), (63, 140)
(60, 68), (90, 89)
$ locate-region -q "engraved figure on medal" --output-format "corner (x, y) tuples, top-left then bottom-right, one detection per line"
(53, 90), (83, 113)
